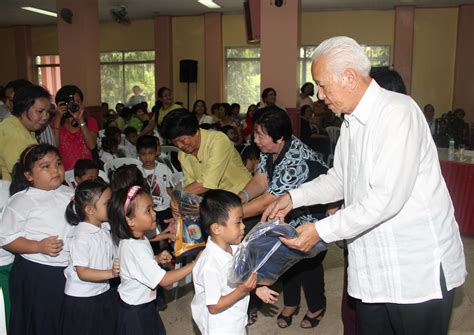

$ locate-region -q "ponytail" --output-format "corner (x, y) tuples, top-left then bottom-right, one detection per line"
(65, 200), (81, 226)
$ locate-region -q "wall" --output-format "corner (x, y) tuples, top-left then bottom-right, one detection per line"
(300, 10), (395, 47)
(171, 16), (205, 109)
(0, 28), (18, 84)
(31, 25), (58, 55)
(223, 14), (255, 47)
(100, 19), (154, 51)
(412, 8), (458, 116)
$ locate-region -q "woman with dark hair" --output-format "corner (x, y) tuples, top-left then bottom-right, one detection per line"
(0, 84), (50, 180)
(239, 106), (328, 329)
(260, 87), (277, 108)
(242, 104), (257, 140)
(53, 85), (99, 171)
(192, 100), (213, 125)
(299, 82), (315, 109)
(155, 87), (181, 126)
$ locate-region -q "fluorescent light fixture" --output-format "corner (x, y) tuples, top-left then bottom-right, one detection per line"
(21, 7), (57, 17)
(198, 0), (221, 9)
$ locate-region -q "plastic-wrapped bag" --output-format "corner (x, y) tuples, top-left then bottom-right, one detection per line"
(172, 186), (206, 257)
(229, 219), (327, 286)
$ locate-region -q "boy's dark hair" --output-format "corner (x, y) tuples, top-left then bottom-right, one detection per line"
(10, 144), (60, 196)
(65, 180), (108, 225)
(370, 67), (407, 95)
(104, 126), (121, 139)
(109, 164), (146, 192)
(120, 107), (132, 119)
(101, 136), (119, 153)
(221, 103), (233, 117)
(254, 106), (292, 143)
(261, 87), (276, 100)
(240, 143), (260, 164)
(124, 126), (138, 138)
(231, 103), (240, 110)
(55, 85), (84, 104)
(12, 85), (51, 117)
(160, 108), (199, 140)
(131, 103), (144, 115)
(74, 159), (99, 178)
(210, 103), (221, 114)
(221, 125), (235, 135)
(136, 135), (159, 152)
(200, 189), (242, 235)
(108, 186), (147, 243)
(157, 86), (170, 98)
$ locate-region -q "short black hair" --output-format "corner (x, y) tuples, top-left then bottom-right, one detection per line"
(221, 125), (235, 135)
(261, 87), (276, 100)
(124, 126), (138, 137)
(104, 126), (121, 139)
(160, 108), (199, 140)
(221, 103), (233, 117)
(5, 79), (33, 94)
(300, 82), (314, 93)
(55, 85), (84, 104)
(370, 67), (407, 95)
(136, 135), (159, 152)
(200, 189), (242, 235)
(131, 103), (145, 115)
(101, 136), (119, 153)
(254, 106), (292, 142)
(12, 85), (51, 117)
(120, 107), (132, 119)
(74, 159), (99, 178)
(109, 164), (146, 192)
(157, 86), (170, 98)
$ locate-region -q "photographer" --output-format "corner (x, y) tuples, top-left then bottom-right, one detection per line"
(53, 85), (98, 171)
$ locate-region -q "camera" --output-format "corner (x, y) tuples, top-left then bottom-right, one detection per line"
(66, 95), (80, 113)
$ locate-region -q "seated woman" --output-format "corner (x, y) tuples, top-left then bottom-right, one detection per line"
(53, 85), (99, 171)
(192, 99), (214, 126)
(300, 104), (331, 160)
(155, 87), (181, 127)
(239, 106), (328, 329)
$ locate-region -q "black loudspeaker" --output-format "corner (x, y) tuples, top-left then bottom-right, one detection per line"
(179, 60), (198, 83)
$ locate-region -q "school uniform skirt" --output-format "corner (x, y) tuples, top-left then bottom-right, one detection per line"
(0, 263), (13, 329)
(9, 256), (66, 335)
(61, 288), (118, 335)
(118, 299), (166, 335)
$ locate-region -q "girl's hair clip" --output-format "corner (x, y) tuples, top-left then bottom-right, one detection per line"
(123, 185), (141, 213)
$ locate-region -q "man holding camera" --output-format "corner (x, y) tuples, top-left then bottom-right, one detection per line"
(53, 85), (98, 171)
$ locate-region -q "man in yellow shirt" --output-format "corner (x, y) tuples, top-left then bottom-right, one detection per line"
(161, 109), (250, 195)
(0, 85), (50, 180)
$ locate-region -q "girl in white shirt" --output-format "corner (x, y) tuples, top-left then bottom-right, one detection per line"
(61, 180), (120, 335)
(0, 144), (74, 335)
(108, 185), (195, 335)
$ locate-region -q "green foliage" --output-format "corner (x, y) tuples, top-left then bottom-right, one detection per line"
(100, 51), (155, 109)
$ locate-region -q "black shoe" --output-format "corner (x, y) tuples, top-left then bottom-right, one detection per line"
(300, 307), (326, 329)
(276, 306), (300, 329)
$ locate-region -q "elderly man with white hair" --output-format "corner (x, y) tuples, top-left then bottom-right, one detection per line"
(263, 36), (466, 335)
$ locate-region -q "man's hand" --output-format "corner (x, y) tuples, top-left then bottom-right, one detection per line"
(280, 223), (320, 253)
(261, 193), (293, 222)
(255, 286), (279, 304)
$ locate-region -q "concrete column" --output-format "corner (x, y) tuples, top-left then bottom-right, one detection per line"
(14, 25), (34, 82)
(154, 16), (173, 93)
(260, 0), (300, 134)
(393, 6), (415, 93)
(204, 13), (223, 106)
(57, 0), (101, 106)
(453, 5), (474, 124)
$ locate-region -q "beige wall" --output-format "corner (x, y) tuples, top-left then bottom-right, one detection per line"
(171, 16), (205, 108)
(31, 25), (58, 55)
(100, 19), (154, 52)
(412, 8), (458, 116)
(223, 14), (255, 47)
(301, 10), (395, 47)
(0, 28), (18, 84)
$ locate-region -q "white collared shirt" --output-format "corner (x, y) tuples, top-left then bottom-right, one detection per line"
(290, 80), (466, 304)
(117, 238), (166, 305)
(64, 222), (116, 297)
(191, 237), (248, 335)
(0, 185), (75, 267)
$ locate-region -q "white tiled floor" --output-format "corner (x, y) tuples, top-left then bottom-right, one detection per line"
(161, 236), (474, 334)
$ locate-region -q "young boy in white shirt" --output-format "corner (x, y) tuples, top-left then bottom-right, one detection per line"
(191, 190), (278, 335)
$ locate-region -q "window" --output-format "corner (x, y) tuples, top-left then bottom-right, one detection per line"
(35, 55), (61, 101)
(225, 47), (261, 113)
(298, 45), (391, 89)
(100, 51), (155, 109)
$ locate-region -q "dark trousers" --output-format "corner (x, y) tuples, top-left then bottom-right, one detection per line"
(341, 249), (357, 335)
(281, 250), (327, 312)
(356, 268), (455, 335)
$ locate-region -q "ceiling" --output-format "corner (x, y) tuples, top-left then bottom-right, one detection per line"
(1, 0), (473, 27)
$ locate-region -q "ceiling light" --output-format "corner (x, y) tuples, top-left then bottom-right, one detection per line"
(198, 0), (221, 9)
(21, 7), (57, 17)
